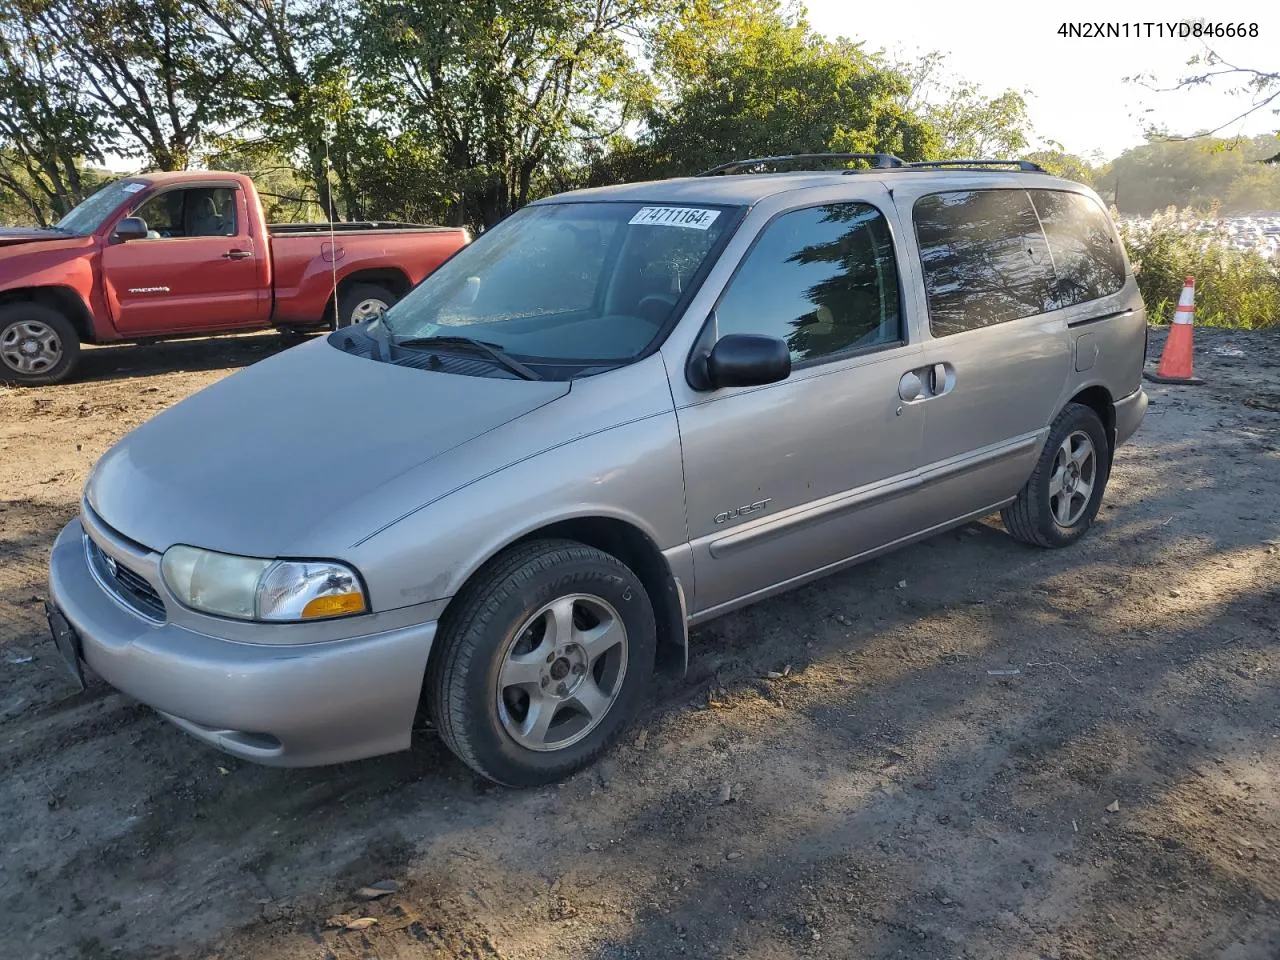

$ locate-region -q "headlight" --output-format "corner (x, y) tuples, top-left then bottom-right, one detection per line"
(160, 545), (367, 621)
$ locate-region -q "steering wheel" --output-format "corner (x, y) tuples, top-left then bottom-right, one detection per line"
(636, 292), (678, 323)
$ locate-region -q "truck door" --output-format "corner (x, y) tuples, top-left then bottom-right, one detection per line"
(101, 184), (269, 336)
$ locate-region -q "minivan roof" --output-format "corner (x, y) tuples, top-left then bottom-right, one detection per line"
(538, 169), (1091, 207)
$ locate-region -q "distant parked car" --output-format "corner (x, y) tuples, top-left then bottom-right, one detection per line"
(47, 154), (1148, 786)
(0, 172), (469, 384)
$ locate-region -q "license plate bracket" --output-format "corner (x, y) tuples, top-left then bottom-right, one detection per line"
(45, 602), (86, 691)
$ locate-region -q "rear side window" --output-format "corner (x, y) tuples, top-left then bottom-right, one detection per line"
(1029, 190), (1126, 307)
(913, 190), (1055, 337)
(716, 202), (902, 364)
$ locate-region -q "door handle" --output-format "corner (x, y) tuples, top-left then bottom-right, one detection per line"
(900, 363), (955, 403)
(222, 249), (252, 260)
(930, 363), (949, 395)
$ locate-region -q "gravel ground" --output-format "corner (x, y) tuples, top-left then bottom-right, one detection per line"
(1, 326), (1277, 960)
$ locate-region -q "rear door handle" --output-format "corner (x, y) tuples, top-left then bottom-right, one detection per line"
(222, 249), (252, 260)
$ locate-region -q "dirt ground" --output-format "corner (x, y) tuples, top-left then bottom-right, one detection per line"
(1, 326), (1277, 960)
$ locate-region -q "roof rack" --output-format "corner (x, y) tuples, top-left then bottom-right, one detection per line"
(694, 153), (1049, 177)
(696, 153), (907, 176)
(907, 159), (1046, 172)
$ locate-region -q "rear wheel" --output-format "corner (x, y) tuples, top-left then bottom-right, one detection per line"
(334, 282), (396, 330)
(0, 303), (80, 385)
(427, 539), (656, 786)
(1002, 402), (1110, 548)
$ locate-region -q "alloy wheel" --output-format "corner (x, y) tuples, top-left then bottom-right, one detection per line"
(496, 593), (629, 752)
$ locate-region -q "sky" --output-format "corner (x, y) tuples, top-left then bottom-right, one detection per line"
(804, 0), (1279, 161)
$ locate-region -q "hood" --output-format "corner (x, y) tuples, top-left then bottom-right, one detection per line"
(0, 226), (69, 247)
(86, 337), (570, 557)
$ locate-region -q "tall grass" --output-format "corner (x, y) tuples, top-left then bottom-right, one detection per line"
(1117, 206), (1280, 330)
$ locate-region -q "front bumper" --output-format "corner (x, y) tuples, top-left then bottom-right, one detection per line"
(1113, 386), (1148, 448)
(48, 518), (437, 766)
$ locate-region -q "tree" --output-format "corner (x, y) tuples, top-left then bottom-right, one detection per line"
(898, 51), (1033, 159)
(1098, 136), (1280, 214)
(195, 0), (361, 219)
(353, 0), (657, 228)
(1131, 39), (1278, 155)
(23, 0), (239, 170)
(0, 3), (105, 222)
(611, 0), (937, 181)
(1022, 148), (1096, 186)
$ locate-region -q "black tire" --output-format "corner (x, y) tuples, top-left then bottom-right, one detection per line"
(426, 538), (657, 787)
(334, 282), (396, 330)
(1002, 402), (1110, 548)
(0, 302), (81, 386)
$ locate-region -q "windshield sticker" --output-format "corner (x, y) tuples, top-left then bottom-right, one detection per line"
(121, 183), (147, 193)
(628, 206), (720, 230)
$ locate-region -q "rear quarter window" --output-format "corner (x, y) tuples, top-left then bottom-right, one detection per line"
(1029, 190), (1126, 308)
(912, 189), (1056, 337)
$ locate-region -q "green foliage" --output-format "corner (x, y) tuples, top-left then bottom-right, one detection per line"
(1022, 149), (1096, 186)
(1119, 208), (1280, 330)
(897, 51), (1033, 160)
(0, 2), (106, 221)
(614, 0), (937, 181)
(352, 0), (659, 227)
(21, 0), (241, 171)
(1099, 136), (1280, 215)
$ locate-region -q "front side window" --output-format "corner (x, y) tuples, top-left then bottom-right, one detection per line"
(1029, 190), (1126, 307)
(715, 202), (903, 364)
(914, 189), (1056, 337)
(384, 201), (737, 365)
(132, 187), (238, 239)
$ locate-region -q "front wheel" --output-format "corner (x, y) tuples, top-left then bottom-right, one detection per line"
(0, 303), (81, 385)
(426, 539), (656, 786)
(1002, 402), (1110, 548)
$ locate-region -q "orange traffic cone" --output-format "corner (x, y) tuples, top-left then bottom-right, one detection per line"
(1145, 276), (1204, 385)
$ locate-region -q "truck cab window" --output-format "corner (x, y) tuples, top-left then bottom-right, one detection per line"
(132, 188), (238, 239)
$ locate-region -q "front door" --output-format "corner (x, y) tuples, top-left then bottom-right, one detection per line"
(101, 184), (268, 336)
(669, 195), (927, 617)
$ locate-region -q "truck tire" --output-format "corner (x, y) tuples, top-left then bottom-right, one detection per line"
(426, 538), (657, 787)
(0, 302), (81, 386)
(334, 282), (397, 329)
(1001, 402), (1110, 548)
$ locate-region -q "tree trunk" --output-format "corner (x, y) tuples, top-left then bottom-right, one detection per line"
(306, 144), (336, 221)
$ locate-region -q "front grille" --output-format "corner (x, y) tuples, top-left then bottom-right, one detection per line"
(85, 536), (166, 622)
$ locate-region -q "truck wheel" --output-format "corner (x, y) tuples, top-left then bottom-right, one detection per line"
(0, 303), (81, 386)
(1002, 402), (1110, 548)
(426, 539), (657, 787)
(335, 283), (396, 329)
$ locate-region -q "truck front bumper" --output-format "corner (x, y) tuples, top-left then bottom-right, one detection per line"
(47, 518), (437, 766)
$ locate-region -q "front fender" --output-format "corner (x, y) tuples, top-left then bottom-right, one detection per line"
(350, 410), (688, 613)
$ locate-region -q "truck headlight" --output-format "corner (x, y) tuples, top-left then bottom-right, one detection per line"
(160, 545), (367, 621)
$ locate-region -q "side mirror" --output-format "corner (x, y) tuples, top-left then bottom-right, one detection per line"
(113, 217), (148, 242)
(703, 333), (791, 389)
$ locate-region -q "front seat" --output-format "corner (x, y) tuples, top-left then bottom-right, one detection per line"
(188, 196), (230, 237)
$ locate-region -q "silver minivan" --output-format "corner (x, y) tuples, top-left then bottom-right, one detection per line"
(47, 155), (1148, 786)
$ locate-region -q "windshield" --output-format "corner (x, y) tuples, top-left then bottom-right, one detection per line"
(381, 201), (737, 365)
(55, 179), (150, 235)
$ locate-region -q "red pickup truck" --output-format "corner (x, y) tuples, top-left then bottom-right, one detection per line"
(0, 171), (470, 384)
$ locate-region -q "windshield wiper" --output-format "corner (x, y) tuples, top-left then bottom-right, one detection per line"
(395, 335), (543, 381)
